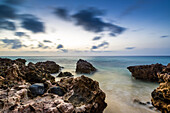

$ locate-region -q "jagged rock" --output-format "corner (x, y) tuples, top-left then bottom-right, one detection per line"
(15, 58), (27, 65)
(76, 59), (97, 74)
(57, 72), (73, 77)
(127, 63), (165, 81)
(29, 83), (44, 96)
(151, 73), (170, 113)
(48, 86), (65, 96)
(35, 61), (60, 74)
(58, 75), (107, 113)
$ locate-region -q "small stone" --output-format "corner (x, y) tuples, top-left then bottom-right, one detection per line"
(29, 83), (44, 96)
(57, 72), (73, 77)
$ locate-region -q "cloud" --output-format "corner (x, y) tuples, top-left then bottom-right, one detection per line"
(92, 36), (102, 41)
(125, 47), (136, 50)
(0, 19), (16, 31)
(4, 0), (24, 5)
(43, 40), (52, 43)
(160, 35), (169, 38)
(72, 8), (126, 35)
(119, 0), (146, 18)
(0, 39), (26, 49)
(91, 41), (109, 50)
(54, 7), (126, 36)
(20, 15), (45, 33)
(57, 44), (64, 49)
(61, 49), (68, 53)
(15, 32), (29, 37)
(54, 8), (70, 20)
(37, 42), (50, 49)
(0, 4), (17, 19)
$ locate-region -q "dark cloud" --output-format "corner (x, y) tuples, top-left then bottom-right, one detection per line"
(125, 47), (136, 50)
(21, 15), (45, 33)
(72, 8), (125, 35)
(91, 41), (109, 50)
(4, 0), (24, 5)
(0, 4), (17, 19)
(160, 35), (169, 38)
(119, 0), (146, 18)
(43, 40), (52, 43)
(0, 19), (16, 31)
(57, 44), (63, 49)
(54, 7), (126, 36)
(92, 36), (102, 41)
(0, 39), (25, 49)
(54, 8), (70, 20)
(15, 32), (29, 37)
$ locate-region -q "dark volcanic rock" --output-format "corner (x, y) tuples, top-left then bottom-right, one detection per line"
(76, 59), (97, 74)
(29, 83), (44, 96)
(127, 63), (165, 81)
(35, 61), (60, 74)
(15, 58), (27, 65)
(57, 72), (73, 77)
(48, 86), (65, 96)
(151, 73), (170, 113)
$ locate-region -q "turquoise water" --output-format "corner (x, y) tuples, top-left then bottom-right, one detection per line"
(1, 56), (170, 113)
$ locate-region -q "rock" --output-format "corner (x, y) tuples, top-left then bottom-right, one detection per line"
(76, 59), (97, 74)
(29, 83), (44, 96)
(127, 63), (165, 81)
(35, 61), (60, 74)
(48, 86), (65, 96)
(15, 58), (27, 65)
(151, 73), (170, 113)
(58, 75), (107, 112)
(57, 72), (73, 77)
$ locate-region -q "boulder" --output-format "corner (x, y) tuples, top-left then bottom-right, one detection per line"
(48, 86), (65, 96)
(151, 73), (170, 113)
(76, 59), (97, 74)
(15, 58), (27, 65)
(57, 75), (107, 112)
(127, 63), (165, 81)
(35, 61), (60, 74)
(29, 83), (44, 96)
(57, 72), (73, 77)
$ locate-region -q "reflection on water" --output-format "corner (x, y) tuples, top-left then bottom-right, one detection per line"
(2, 56), (169, 113)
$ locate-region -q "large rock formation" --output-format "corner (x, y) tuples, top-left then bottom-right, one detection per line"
(0, 58), (107, 113)
(151, 72), (170, 113)
(127, 63), (165, 81)
(76, 59), (97, 74)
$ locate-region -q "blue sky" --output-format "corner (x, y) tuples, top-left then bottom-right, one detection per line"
(0, 0), (170, 56)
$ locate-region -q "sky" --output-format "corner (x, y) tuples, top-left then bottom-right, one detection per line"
(0, 0), (170, 56)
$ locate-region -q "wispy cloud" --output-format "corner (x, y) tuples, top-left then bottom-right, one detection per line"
(160, 35), (169, 38)
(92, 36), (102, 41)
(91, 41), (109, 50)
(56, 44), (64, 49)
(43, 40), (52, 43)
(125, 47), (136, 50)
(15, 32), (29, 37)
(0, 38), (26, 49)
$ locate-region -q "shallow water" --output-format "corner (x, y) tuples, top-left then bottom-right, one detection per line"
(2, 56), (170, 113)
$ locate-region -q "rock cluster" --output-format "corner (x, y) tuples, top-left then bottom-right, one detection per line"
(0, 58), (107, 113)
(76, 59), (97, 74)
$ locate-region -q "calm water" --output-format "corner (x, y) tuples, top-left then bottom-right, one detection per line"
(1, 56), (170, 113)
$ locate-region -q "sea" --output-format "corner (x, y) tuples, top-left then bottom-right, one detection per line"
(1, 56), (170, 113)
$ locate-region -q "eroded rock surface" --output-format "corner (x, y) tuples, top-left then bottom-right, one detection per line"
(0, 58), (107, 113)
(151, 73), (170, 113)
(76, 59), (97, 74)
(127, 63), (165, 81)
(57, 72), (73, 77)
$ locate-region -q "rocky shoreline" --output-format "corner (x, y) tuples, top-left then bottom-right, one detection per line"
(128, 63), (170, 113)
(0, 58), (107, 113)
